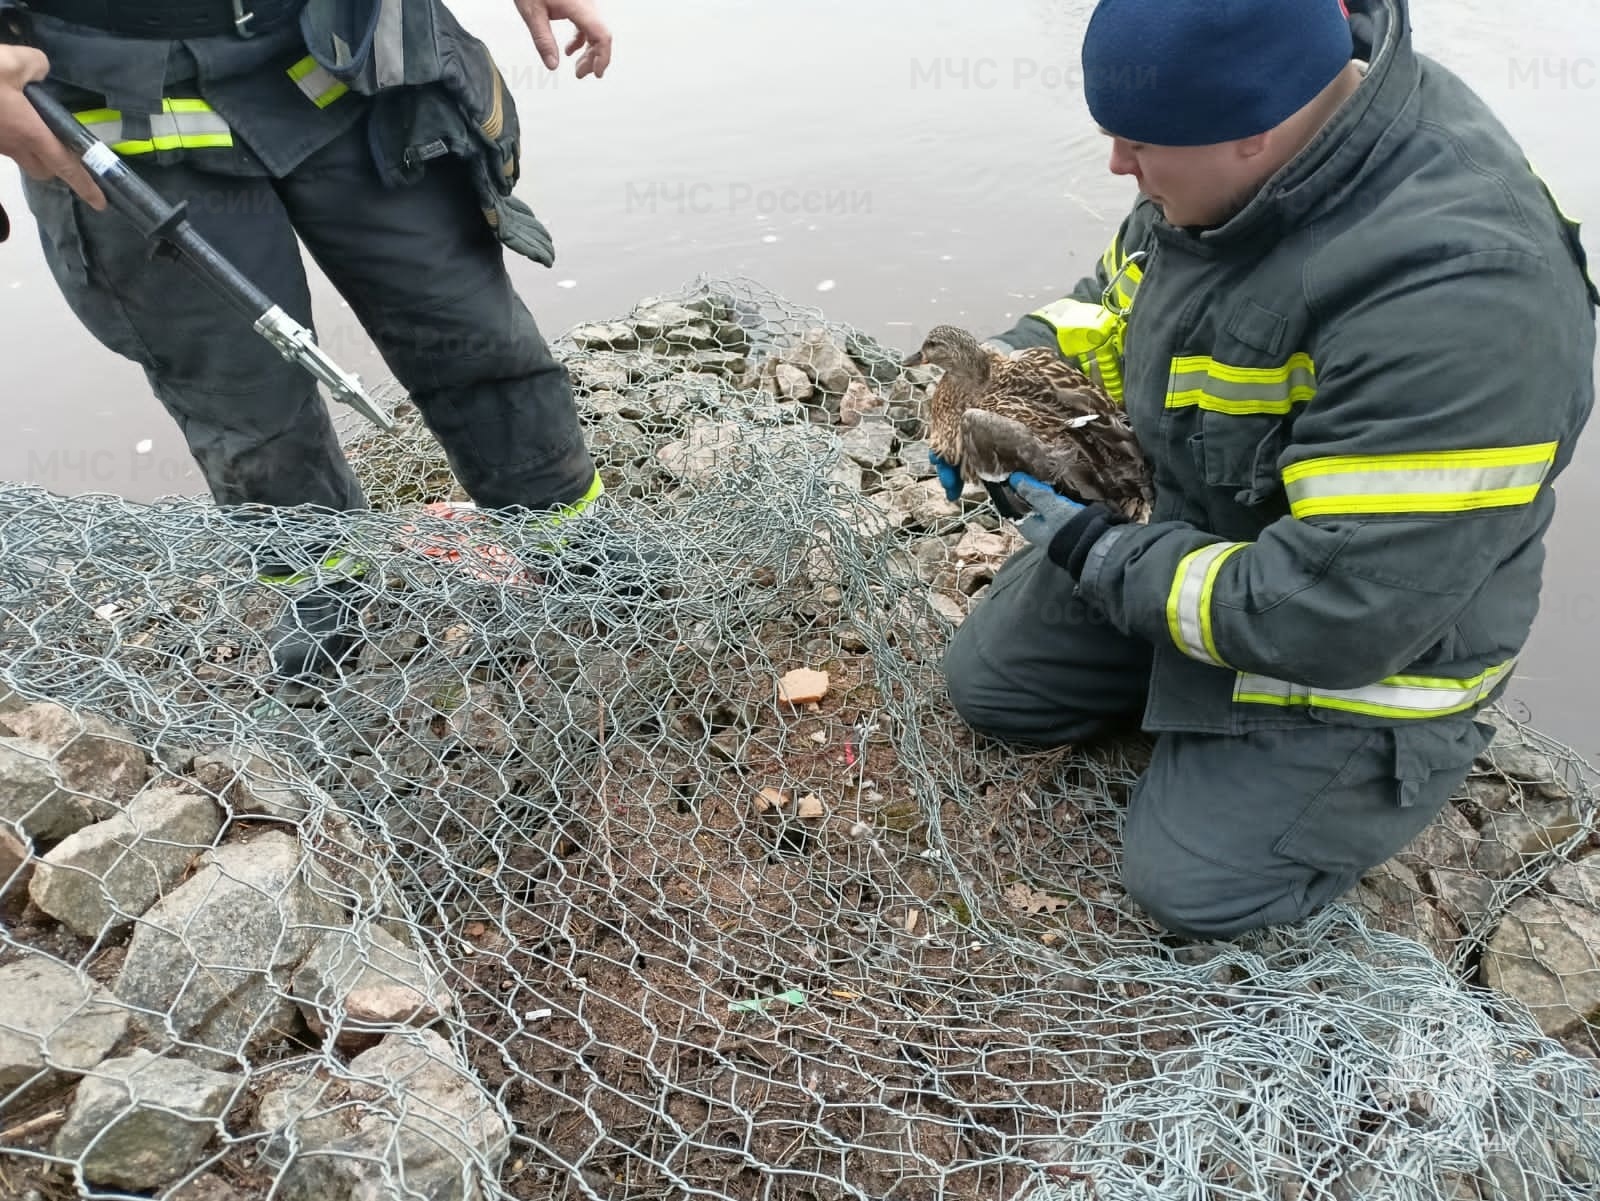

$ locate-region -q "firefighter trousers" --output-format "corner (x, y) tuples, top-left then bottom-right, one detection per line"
(20, 113), (596, 519)
(941, 543), (1495, 941)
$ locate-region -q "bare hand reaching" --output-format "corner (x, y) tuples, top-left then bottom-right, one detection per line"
(512, 0), (613, 79)
(0, 45), (106, 210)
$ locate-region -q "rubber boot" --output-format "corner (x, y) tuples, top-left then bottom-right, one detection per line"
(265, 577), (367, 683)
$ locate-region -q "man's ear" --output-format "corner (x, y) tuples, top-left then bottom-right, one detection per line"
(1234, 132), (1271, 162)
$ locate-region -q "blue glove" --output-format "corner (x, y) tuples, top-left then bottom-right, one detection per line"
(1009, 472), (1133, 577)
(929, 450), (963, 502)
(1008, 472), (1084, 549)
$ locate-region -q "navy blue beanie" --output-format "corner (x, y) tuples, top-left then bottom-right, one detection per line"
(1082, 0), (1354, 146)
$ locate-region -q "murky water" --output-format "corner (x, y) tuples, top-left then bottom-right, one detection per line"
(1, 0), (1596, 754)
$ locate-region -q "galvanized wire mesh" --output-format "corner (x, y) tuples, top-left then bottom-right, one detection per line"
(1, 276), (1598, 1201)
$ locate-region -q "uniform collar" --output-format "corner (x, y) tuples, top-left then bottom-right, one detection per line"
(1153, 0), (1419, 255)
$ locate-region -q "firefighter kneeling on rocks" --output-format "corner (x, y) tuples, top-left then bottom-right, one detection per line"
(0, 0), (617, 683)
(942, 0), (1598, 940)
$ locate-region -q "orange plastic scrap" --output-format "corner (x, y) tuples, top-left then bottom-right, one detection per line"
(396, 501), (536, 586)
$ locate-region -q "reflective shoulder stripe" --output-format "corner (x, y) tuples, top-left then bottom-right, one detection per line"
(1101, 230), (1119, 280)
(1166, 352), (1317, 415)
(1106, 252), (1143, 313)
(1233, 657), (1516, 719)
(1165, 541), (1248, 667)
(1282, 442), (1557, 519)
(288, 55), (350, 109)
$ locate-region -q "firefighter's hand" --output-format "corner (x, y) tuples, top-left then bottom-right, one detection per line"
(514, 0), (613, 79)
(0, 46), (106, 210)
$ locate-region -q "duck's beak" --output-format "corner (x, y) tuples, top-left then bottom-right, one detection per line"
(902, 348), (925, 367)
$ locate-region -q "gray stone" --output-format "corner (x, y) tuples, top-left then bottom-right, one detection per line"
(1544, 851), (1600, 909)
(1398, 800), (1479, 873)
(899, 442), (936, 479)
(2, 702), (149, 805)
(115, 829), (346, 1069)
(773, 362), (814, 401)
(837, 379), (885, 428)
(257, 1027), (511, 1201)
(0, 824), (31, 900)
(1472, 801), (1585, 876)
(688, 350), (747, 379)
(291, 922), (455, 1052)
(1476, 711), (1571, 799)
(569, 321), (639, 351)
(784, 329), (864, 396)
(629, 302), (704, 337)
(827, 456), (864, 494)
(660, 321), (720, 350)
(0, 736), (112, 843)
(655, 420), (748, 485)
(1480, 889), (1600, 1041)
(190, 744), (328, 823)
(52, 1049), (239, 1192)
(0, 956), (130, 1105)
(886, 479), (963, 529)
(29, 784), (223, 941)
(838, 417), (896, 469)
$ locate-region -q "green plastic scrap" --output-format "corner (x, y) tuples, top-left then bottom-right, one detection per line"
(729, 988), (806, 1014)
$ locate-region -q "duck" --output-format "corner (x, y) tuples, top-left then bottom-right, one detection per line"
(903, 324), (1153, 521)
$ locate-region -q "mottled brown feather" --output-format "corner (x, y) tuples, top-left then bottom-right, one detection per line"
(912, 324), (1152, 520)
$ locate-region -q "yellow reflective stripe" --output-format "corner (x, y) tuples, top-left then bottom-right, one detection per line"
(73, 107), (128, 148)
(1097, 232), (1142, 309)
(151, 99), (233, 149)
(74, 100), (232, 154)
(1101, 231), (1118, 280)
(1166, 542), (1248, 667)
(257, 553), (368, 587)
(287, 55), (349, 109)
(550, 468), (605, 524)
(1233, 657), (1516, 719)
(1282, 442), (1557, 518)
(1165, 352), (1317, 415)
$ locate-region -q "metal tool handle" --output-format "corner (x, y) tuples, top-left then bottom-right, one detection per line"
(21, 81), (393, 433)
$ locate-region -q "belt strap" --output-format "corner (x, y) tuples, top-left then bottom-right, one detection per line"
(25, 0), (304, 38)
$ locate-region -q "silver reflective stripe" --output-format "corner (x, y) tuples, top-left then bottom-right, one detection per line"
(149, 110), (231, 144)
(1165, 353), (1317, 415)
(1283, 445), (1557, 519)
(375, 0), (406, 87)
(288, 57), (348, 108)
(1233, 658), (1516, 719)
(81, 118), (124, 145)
(1166, 542), (1247, 666)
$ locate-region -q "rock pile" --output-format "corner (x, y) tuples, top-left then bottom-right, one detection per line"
(3, 290), (1598, 1200)
(0, 698), (505, 1198)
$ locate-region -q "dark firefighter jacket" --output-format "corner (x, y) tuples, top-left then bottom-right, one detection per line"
(989, 0), (1599, 737)
(0, 0), (554, 264)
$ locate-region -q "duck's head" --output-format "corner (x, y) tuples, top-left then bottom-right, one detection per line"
(902, 324), (991, 385)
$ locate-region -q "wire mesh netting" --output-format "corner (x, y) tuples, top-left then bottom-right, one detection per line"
(1, 276), (1598, 1201)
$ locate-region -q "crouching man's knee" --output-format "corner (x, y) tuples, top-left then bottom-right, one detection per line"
(1118, 768), (1356, 942)
(941, 629), (1027, 744)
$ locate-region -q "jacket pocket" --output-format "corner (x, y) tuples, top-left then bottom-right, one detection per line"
(24, 178), (92, 290)
(1188, 411), (1287, 506)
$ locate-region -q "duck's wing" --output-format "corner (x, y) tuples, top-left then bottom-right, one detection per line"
(964, 400), (1155, 518)
(960, 408), (1124, 506)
